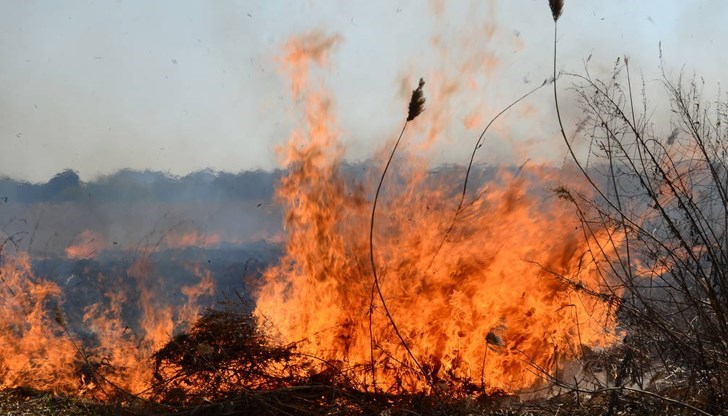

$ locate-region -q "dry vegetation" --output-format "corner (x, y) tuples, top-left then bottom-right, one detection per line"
(3, 2), (728, 415)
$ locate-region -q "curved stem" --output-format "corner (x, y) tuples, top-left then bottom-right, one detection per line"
(368, 121), (433, 391)
(428, 81), (549, 269)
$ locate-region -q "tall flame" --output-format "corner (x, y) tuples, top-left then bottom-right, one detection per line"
(255, 31), (621, 394)
(0, 254), (78, 392)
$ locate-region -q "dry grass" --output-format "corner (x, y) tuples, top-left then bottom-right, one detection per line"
(0, 389), (114, 416)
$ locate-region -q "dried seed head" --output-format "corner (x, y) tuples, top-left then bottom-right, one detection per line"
(54, 305), (66, 327)
(485, 331), (503, 347)
(407, 78), (426, 122)
(553, 185), (574, 202)
(549, 0), (563, 22)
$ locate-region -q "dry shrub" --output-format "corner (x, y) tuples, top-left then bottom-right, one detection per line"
(150, 304), (309, 405)
(553, 61), (728, 415)
(148, 303), (515, 415)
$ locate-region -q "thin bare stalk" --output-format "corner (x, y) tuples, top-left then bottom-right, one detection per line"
(368, 79), (434, 391)
(428, 80), (550, 268)
(518, 347), (716, 416)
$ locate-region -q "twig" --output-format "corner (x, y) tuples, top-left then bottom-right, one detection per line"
(515, 347), (716, 416)
(54, 307), (175, 414)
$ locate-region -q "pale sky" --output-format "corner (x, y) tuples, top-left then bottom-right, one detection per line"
(2, 1), (726, 182)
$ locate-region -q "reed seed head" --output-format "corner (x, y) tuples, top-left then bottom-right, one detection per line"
(407, 78), (426, 122)
(549, 0), (563, 22)
(54, 305), (66, 327)
(485, 331), (503, 347)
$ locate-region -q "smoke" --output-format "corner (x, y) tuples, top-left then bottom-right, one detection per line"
(0, 169), (283, 257)
(5, 2), (724, 183)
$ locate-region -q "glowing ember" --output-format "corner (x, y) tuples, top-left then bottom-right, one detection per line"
(255, 32), (621, 394)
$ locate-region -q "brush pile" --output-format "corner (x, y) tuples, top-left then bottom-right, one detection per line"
(147, 303), (512, 415)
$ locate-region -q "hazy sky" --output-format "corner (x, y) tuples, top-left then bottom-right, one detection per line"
(2, 1), (727, 182)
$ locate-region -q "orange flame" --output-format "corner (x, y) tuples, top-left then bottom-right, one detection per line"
(0, 254), (78, 392)
(162, 230), (221, 250)
(65, 230), (106, 259)
(0, 249), (215, 397)
(255, 31), (622, 394)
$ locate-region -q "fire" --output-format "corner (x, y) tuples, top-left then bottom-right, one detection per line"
(65, 230), (106, 259)
(161, 230), (221, 250)
(255, 31), (621, 394)
(0, 254), (78, 392)
(0, 27), (623, 403)
(0, 247), (215, 397)
(64, 228), (221, 258)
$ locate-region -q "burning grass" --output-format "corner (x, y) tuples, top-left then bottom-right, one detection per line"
(2, 3), (728, 415)
(254, 30), (622, 396)
(0, 25), (636, 415)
